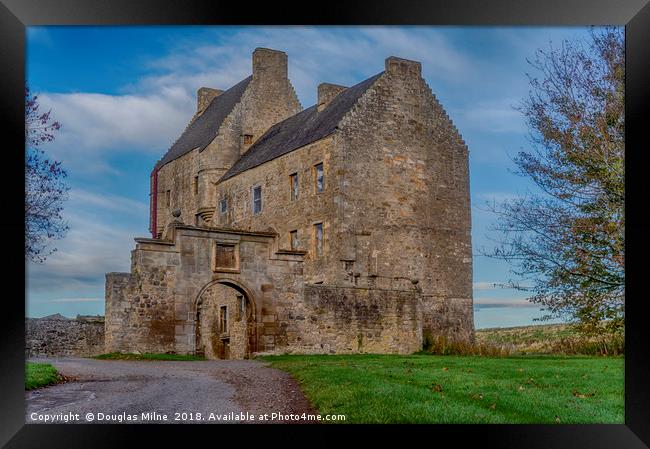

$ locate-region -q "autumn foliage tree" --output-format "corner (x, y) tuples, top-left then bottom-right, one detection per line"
(484, 27), (624, 337)
(25, 85), (69, 263)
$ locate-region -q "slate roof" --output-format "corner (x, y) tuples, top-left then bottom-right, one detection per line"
(218, 71), (384, 183)
(155, 76), (253, 169)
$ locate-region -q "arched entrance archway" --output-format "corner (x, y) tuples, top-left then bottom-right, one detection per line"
(195, 279), (256, 359)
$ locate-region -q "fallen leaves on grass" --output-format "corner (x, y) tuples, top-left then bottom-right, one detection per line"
(572, 389), (596, 398)
(525, 377), (540, 387)
(429, 383), (443, 392)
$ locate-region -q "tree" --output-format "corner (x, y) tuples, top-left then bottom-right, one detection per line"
(483, 27), (624, 337)
(25, 85), (69, 263)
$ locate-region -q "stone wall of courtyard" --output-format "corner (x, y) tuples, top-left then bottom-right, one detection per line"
(26, 314), (105, 357)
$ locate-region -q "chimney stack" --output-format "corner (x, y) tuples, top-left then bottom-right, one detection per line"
(252, 48), (288, 81)
(317, 83), (347, 112)
(385, 56), (422, 78)
(197, 87), (223, 114)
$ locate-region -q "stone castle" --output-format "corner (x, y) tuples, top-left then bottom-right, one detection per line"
(105, 48), (473, 359)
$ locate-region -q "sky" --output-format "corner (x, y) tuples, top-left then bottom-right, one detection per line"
(25, 25), (600, 328)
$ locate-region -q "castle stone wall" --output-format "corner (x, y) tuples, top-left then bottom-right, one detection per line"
(213, 136), (342, 285)
(277, 285), (422, 355)
(108, 51), (474, 358)
(105, 225), (424, 358)
(154, 48), (301, 234)
(26, 315), (105, 357)
(333, 57), (474, 342)
(105, 241), (179, 354)
(105, 225), (306, 356)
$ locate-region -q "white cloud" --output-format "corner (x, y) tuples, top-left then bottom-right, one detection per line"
(473, 281), (509, 290)
(27, 210), (141, 294)
(461, 97), (527, 134)
(37, 89), (195, 172)
(69, 189), (148, 217)
(474, 297), (536, 307)
(50, 297), (103, 303)
(36, 26), (475, 175)
(128, 26), (474, 103)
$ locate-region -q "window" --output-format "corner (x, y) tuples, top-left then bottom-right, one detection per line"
(243, 134), (253, 145)
(314, 223), (323, 256)
(252, 185), (262, 215)
(219, 306), (228, 334)
(193, 176), (199, 195)
(290, 173), (299, 201)
(219, 198), (228, 214)
(166, 190), (171, 207)
(215, 243), (236, 269)
(290, 230), (299, 250)
(237, 294), (245, 319)
(314, 162), (324, 193)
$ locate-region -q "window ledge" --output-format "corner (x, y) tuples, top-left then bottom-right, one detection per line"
(214, 267), (240, 274)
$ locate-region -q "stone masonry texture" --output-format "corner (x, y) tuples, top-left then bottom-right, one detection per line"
(105, 49), (474, 359)
(26, 315), (105, 357)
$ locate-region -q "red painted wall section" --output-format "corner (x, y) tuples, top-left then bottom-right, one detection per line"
(149, 168), (158, 238)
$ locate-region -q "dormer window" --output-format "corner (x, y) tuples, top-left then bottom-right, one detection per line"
(243, 134), (253, 145)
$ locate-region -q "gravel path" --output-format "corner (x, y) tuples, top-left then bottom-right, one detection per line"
(26, 357), (317, 424)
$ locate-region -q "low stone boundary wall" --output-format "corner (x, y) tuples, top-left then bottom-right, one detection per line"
(26, 314), (105, 357)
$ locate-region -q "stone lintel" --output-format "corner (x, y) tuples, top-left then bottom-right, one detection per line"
(173, 224), (277, 238)
(134, 237), (175, 245)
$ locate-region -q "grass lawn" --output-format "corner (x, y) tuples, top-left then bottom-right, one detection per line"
(25, 362), (61, 390)
(261, 354), (623, 424)
(93, 352), (205, 361)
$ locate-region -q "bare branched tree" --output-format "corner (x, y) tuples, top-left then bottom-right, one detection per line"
(25, 85), (69, 263)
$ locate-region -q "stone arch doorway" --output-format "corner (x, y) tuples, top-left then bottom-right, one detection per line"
(195, 280), (256, 359)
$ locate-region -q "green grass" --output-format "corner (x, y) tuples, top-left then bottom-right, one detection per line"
(261, 354), (623, 424)
(26, 362), (61, 390)
(93, 352), (205, 361)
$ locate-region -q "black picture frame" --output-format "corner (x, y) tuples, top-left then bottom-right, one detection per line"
(2, 0), (648, 447)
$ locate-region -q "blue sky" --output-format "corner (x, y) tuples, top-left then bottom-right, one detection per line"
(26, 26), (599, 328)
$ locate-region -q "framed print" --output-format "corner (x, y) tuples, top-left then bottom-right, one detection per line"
(2, 0), (649, 447)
